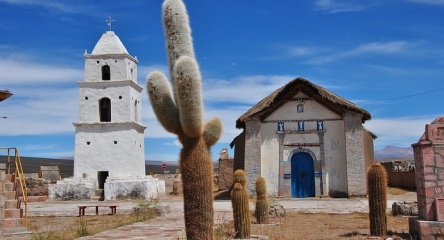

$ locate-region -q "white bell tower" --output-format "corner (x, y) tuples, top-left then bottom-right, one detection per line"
(73, 31), (146, 185)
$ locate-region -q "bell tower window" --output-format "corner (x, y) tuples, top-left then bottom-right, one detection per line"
(99, 98), (111, 122)
(102, 65), (110, 80)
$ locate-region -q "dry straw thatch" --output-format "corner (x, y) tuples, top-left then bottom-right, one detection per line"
(235, 77), (372, 129)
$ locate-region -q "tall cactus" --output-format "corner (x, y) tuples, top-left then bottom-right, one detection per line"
(146, 0), (222, 239)
(367, 163), (387, 236)
(231, 170), (251, 239)
(255, 177), (269, 224)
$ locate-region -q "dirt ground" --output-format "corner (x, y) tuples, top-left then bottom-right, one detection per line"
(2, 187), (417, 240)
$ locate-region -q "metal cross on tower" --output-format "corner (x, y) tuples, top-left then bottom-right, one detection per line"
(106, 16), (115, 31)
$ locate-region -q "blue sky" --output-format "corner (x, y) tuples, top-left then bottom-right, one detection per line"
(0, 0), (443, 162)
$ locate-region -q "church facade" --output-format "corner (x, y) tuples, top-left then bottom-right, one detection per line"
(231, 78), (376, 198)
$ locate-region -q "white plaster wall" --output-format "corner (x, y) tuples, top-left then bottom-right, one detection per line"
(48, 178), (96, 201)
(104, 176), (166, 200)
(78, 82), (143, 123)
(260, 124), (279, 196)
(129, 86), (143, 123)
(322, 120), (347, 196)
(84, 56), (137, 81)
(261, 96), (347, 196)
(73, 124), (145, 179)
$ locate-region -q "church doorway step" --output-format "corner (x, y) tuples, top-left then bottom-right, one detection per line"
(97, 171), (109, 201)
(291, 152), (315, 198)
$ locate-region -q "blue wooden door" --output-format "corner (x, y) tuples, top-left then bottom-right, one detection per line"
(291, 152), (315, 198)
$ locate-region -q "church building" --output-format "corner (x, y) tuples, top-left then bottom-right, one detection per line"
(73, 30), (146, 186)
(231, 77), (376, 198)
(49, 30), (165, 201)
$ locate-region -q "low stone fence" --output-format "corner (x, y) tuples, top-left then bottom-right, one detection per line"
(17, 177), (50, 202)
(381, 162), (416, 190)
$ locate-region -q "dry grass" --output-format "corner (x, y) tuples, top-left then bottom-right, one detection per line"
(387, 187), (412, 195)
(27, 199), (159, 240)
(27, 214), (141, 240)
(215, 212), (411, 240)
(24, 211), (412, 240)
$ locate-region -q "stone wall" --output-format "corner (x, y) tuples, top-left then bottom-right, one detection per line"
(17, 177), (50, 198)
(344, 111), (366, 197)
(244, 119), (261, 195)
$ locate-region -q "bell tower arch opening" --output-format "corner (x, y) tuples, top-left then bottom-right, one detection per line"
(102, 65), (110, 80)
(99, 97), (111, 122)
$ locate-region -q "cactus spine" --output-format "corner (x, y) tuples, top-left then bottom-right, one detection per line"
(146, 0), (222, 239)
(367, 163), (388, 236)
(255, 177), (269, 224)
(231, 170), (251, 239)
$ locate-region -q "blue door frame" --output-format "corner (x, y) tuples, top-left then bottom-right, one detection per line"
(291, 152), (315, 198)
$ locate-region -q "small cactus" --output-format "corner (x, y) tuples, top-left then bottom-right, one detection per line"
(231, 182), (251, 239)
(234, 169), (247, 187)
(367, 163), (387, 236)
(255, 177), (269, 224)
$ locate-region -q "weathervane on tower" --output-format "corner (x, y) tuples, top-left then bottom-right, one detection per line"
(106, 16), (115, 31)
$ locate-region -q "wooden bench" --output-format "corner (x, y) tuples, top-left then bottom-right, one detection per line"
(78, 205), (118, 217)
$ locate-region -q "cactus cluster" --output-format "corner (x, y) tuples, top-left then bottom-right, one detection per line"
(231, 169), (251, 239)
(146, 0), (222, 239)
(367, 163), (388, 236)
(255, 177), (269, 224)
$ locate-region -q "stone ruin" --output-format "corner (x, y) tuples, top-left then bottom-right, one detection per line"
(409, 116), (444, 239)
(218, 148), (234, 191)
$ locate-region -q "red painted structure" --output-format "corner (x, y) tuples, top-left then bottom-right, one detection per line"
(409, 117), (444, 239)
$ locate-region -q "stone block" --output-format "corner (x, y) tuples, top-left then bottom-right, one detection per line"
(4, 191), (16, 200)
(392, 201), (418, 216)
(172, 179), (182, 195)
(5, 200), (17, 209)
(3, 218), (16, 228)
(268, 205), (286, 218)
(4, 209), (21, 218)
(4, 182), (14, 191)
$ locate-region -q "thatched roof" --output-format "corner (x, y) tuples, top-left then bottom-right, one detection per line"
(0, 90), (13, 102)
(236, 77), (371, 129)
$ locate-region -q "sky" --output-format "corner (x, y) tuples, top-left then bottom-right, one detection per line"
(0, 0), (443, 162)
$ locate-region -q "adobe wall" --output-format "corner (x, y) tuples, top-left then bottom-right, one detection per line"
(218, 149), (234, 191)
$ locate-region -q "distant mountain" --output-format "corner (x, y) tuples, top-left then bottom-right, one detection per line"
(374, 145), (414, 159)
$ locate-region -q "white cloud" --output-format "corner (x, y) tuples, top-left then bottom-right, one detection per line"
(408, 0), (444, 5)
(364, 116), (438, 150)
(137, 64), (169, 83)
(0, 86), (78, 135)
(0, 0), (86, 14)
(203, 75), (293, 104)
(163, 140), (182, 147)
(0, 58), (83, 85)
(314, 0), (376, 13)
(302, 41), (417, 65)
(342, 41), (413, 56)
